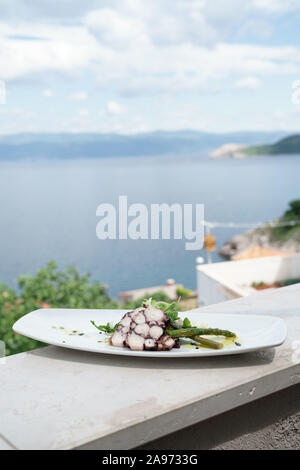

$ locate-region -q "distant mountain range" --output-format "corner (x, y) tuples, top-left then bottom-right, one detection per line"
(0, 130), (287, 160)
(211, 134), (300, 159)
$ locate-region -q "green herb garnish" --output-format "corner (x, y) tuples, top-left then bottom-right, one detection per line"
(90, 320), (119, 334)
(182, 317), (192, 328)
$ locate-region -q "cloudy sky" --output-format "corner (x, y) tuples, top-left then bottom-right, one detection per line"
(0, 0), (300, 134)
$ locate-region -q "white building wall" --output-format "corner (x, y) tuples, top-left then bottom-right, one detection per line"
(197, 271), (228, 307)
(196, 254), (300, 307)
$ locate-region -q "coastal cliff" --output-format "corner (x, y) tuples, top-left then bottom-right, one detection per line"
(220, 225), (300, 259)
(220, 200), (300, 259)
(210, 143), (248, 159)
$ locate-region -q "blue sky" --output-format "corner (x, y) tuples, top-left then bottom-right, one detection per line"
(1, 0), (300, 134)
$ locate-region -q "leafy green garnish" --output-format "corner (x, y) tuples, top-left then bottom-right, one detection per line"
(147, 299), (195, 329)
(90, 320), (119, 334)
(182, 317), (192, 328)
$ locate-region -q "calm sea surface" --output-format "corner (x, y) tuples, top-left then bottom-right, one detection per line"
(0, 154), (299, 297)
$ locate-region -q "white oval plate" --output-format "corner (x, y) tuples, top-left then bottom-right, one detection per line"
(13, 308), (287, 358)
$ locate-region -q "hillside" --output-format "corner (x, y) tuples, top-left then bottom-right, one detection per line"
(0, 130), (285, 161)
(242, 134), (300, 156)
(210, 134), (300, 158)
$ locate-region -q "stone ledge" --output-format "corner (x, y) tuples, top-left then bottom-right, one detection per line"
(137, 384), (300, 450)
(0, 284), (300, 450)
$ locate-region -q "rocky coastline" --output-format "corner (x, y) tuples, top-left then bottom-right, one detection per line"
(220, 225), (300, 259)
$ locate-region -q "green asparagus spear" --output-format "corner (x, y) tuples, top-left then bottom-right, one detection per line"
(167, 327), (236, 339)
(192, 335), (223, 350)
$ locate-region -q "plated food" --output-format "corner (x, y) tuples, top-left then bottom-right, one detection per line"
(12, 306), (287, 358)
(91, 298), (239, 352)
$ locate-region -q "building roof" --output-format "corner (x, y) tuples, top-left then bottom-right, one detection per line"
(118, 280), (178, 303)
(233, 245), (293, 261)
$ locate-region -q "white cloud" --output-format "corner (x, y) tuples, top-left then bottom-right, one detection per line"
(106, 101), (123, 114)
(1, 1), (300, 134)
(78, 109), (89, 116)
(96, 42), (300, 96)
(0, 0), (104, 20)
(43, 88), (53, 97)
(1, 0), (297, 22)
(1, 2), (300, 92)
(0, 107), (36, 118)
(237, 19), (273, 39)
(234, 76), (262, 89)
(84, 8), (147, 50)
(82, 1), (250, 49)
(68, 91), (88, 101)
(0, 22), (99, 81)
(0, 107), (38, 134)
(252, 0), (299, 13)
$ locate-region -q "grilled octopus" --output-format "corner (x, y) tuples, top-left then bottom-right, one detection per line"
(110, 305), (180, 351)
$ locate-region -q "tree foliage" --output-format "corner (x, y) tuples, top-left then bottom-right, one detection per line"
(0, 261), (118, 356)
(123, 291), (172, 310)
(271, 199), (300, 241)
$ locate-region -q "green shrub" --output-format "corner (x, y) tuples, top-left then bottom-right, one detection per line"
(285, 199), (300, 218)
(271, 199), (300, 241)
(0, 261), (118, 356)
(124, 291), (172, 309)
(176, 285), (194, 298)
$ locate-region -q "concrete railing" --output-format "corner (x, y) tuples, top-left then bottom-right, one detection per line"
(0, 285), (300, 450)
